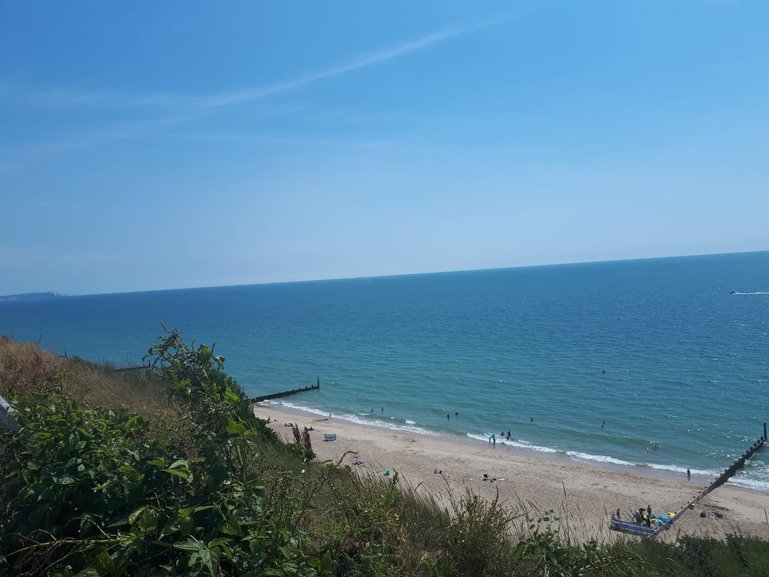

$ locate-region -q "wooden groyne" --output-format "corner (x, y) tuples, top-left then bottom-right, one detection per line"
(252, 378), (320, 403)
(649, 423), (767, 538)
(699, 423), (768, 497)
(114, 365), (149, 372)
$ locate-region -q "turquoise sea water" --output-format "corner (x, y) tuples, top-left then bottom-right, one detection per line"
(2, 252), (769, 490)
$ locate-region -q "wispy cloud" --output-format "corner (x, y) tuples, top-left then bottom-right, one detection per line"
(196, 18), (503, 110)
(0, 113), (195, 170)
(0, 82), (180, 110)
(0, 246), (118, 268)
(174, 130), (403, 150)
(3, 18), (503, 114)
(59, 250), (120, 266)
(1, 18), (506, 158)
(0, 247), (43, 266)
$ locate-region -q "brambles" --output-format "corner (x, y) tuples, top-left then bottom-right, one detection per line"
(2, 333), (769, 576)
(0, 331), (324, 577)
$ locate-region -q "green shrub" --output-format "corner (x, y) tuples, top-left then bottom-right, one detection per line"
(0, 331), (327, 577)
(4, 332), (769, 577)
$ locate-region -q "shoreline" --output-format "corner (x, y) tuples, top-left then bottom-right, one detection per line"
(254, 402), (769, 544)
(268, 401), (748, 489)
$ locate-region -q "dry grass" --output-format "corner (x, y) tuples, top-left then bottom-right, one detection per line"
(0, 336), (173, 422)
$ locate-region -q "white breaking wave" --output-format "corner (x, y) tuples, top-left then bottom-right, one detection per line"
(731, 291), (769, 295)
(729, 476), (769, 492)
(266, 401), (769, 492)
(466, 433), (558, 453)
(566, 451), (639, 467)
(270, 401), (440, 436)
(465, 433), (740, 481)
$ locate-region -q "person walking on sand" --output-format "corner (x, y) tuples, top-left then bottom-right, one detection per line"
(687, 468), (691, 481)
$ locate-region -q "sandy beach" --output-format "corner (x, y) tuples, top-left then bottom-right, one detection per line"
(254, 403), (769, 544)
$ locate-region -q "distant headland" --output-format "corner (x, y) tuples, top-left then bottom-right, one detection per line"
(0, 292), (65, 303)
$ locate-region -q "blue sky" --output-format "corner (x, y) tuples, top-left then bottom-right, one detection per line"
(2, 1), (768, 295)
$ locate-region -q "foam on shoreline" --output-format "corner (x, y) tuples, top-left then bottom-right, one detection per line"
(267, 400), (769, 492)
(255, 400), (769, 544)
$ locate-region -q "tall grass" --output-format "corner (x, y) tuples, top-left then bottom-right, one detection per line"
(2, 336), (769, 577)
(0, 337), (173, 422)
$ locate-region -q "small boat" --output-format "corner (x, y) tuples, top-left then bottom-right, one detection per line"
(609, 516), (663, 537)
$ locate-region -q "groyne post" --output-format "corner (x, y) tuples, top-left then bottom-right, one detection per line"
(115, 365), (149, 372)
(649, 423), (767, 539)
(252, 379), (321, 403)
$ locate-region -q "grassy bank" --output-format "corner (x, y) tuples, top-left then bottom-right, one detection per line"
(1, 333), (768, 576)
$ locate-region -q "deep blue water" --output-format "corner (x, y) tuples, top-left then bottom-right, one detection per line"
(2, 252), (769, 489)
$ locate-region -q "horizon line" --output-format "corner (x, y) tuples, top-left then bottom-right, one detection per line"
(10, 249), (766, 299)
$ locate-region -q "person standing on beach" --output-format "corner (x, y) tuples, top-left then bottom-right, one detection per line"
(687, 468), (691, 481)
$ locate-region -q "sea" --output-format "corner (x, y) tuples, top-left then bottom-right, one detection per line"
(2, 252), (769, 491)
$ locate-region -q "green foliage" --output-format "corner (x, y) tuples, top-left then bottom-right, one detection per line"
(440, 492), (518, 576)
(513, 513), (644, 577)
(144, 327), (275, 446)
(324, 472), (403, 575)
(0, 331), (325, 577)
(3, 331), (769, 577)
(630, 535), (769, 577)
